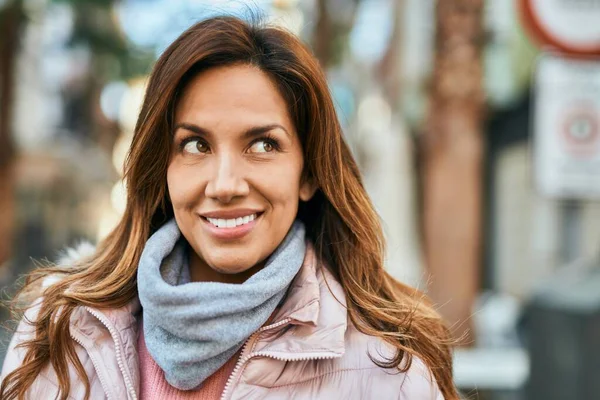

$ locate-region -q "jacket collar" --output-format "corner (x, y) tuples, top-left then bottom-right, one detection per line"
(71, 241), (348, 395)
(256, 243), (347, 357)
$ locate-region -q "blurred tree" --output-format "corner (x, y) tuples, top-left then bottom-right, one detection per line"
(0, 0), (152, 269)
(313, 0), (333, 66)
(422, 0), (485, 345)
(54, 0), (153, 152)
(312, 0), (361, 68)
(0, 0), (24, 269)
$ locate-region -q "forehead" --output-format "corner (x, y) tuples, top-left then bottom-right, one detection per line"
(175, 64), (292, 129)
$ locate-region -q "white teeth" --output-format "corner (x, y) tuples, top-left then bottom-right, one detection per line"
(206, 213), (258, 229)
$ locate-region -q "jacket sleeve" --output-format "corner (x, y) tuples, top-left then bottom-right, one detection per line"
(398, 357), (445, 400)
(1, 299), (43, 382)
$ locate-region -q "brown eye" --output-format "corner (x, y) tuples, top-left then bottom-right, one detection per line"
(196, 141), (209, 153)
(262, 142), (273, 152)
(249, 140), (274, 153)
(183, 139), (210, 154)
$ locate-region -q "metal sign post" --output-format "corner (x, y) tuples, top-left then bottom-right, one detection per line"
(520, 2), (600, 399)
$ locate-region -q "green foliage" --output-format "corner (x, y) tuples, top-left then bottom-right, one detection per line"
(52, 0), (116, 8)
(52, 0), (154, 80)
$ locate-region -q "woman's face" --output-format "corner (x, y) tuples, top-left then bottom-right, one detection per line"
(167, 64), (315, 280)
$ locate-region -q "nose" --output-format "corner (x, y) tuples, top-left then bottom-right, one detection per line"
(204, 153), (250, 203)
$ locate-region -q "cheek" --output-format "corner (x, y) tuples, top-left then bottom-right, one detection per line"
(260, 159), (303, 206)
(167, 162), (201, 209)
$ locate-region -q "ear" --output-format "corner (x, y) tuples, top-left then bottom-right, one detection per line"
(299, 177), (318, 202)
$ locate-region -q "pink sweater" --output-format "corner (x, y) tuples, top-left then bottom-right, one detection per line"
(138, 325), (241, 400)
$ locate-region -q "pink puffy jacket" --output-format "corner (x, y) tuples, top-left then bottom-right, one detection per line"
(1, 244), (444, 399)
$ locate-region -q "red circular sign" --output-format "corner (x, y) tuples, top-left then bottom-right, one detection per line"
(519, 0), (600, 56)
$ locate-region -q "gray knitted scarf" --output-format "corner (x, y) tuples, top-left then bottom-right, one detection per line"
(137, 218), (306, 391)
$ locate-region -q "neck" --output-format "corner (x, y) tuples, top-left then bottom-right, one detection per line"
(188, 248), (264, 284)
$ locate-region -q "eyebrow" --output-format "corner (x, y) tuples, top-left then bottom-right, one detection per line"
(173, 122), (291, 139)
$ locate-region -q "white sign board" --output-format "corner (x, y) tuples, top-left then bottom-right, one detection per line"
(533, 54), (600, 199)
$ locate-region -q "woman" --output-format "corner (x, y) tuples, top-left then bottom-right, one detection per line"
(1, 16), (458, 400)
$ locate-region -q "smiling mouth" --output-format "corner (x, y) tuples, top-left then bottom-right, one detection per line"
(203, 213), (261, 229)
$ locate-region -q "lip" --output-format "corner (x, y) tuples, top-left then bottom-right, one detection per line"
(200, 208), (263, 219)
(199, 211), (263, 240)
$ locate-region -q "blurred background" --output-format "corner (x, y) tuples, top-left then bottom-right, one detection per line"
(1, 0), (599, 399)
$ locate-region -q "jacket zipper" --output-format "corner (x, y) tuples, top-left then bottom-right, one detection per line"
(220, 335), (256, 400)
(83, 307), (138, 400)
(69, 331), (114, 400)
(220, 318), (341, 400)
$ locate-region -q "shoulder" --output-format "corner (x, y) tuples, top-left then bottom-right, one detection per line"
(1, 242), (95, 380)
(340, 323), (444, 399)
(312, 261), (444, 398)
(1, 299), (44, 380)
(1, 299), (105, 399)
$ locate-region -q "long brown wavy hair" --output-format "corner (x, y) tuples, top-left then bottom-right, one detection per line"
(2, 16), (458, 400)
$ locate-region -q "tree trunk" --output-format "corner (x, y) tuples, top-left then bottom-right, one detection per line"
(312, 0), (333, 67)
(422, 0), (485, 345)
(0, 0), (22, 268)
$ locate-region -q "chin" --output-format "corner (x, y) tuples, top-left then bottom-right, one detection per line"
(210, 262), (253, 275)
(206, 253), (260, 275)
